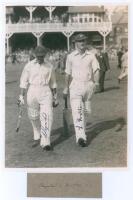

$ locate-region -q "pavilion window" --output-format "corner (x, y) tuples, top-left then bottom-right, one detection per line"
(79, 18), (82, 23)
(85, 17), (88, 22)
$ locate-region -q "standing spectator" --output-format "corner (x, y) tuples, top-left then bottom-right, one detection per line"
(117, 47), (124, 69)
(63, 33), (100, 147)
(29, 48), (35, 61)
(118, 48), (128, 83)
(61, 13), (68, 26)
(18, 46), (59, 151)
(96, 47), (110, 92)
(59, 49), (67, 74)
(50, 50), (60, 71)
(12, 52), (19, 64)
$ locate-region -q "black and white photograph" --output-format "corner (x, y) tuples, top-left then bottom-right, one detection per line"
(5, 4), (128, 168)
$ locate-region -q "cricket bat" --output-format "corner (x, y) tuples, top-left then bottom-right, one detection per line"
(16, 105), (23, 132)
(63, 97), (70, 136)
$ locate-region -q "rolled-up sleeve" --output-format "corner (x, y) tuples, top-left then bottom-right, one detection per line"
(20, 63), (30, 89)
(49, 68), (57, 89)
(91, 54), (100, 73)
(65, 54), (72, 75)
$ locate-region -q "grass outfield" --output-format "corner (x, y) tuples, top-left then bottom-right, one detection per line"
(5, 61), (127, 168)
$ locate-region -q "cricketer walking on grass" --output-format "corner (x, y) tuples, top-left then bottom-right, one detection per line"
(63, 33), (100, 147)
(18, 46), (59, 151)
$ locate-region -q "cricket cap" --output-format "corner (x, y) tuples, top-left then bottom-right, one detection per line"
(74, 33), (87, 42)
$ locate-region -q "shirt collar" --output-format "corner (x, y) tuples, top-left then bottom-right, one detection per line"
(34, 59), (44, 65)
(74, 49), (90, 57)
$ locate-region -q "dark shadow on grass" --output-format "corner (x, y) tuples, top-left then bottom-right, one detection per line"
(51, 117), (126, 148)
(51, 125), (74, 148)
(86, 117), (126, 145)
(104, 86), (120, 92)
(6, 80), (17, 84)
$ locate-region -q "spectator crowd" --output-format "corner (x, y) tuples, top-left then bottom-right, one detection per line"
(6, 13), (68, 24)
(5, 48), (68, 74)
(5, 45), (123, 65)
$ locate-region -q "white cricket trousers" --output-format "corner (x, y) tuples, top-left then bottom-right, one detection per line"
(70, 80), (95, 143)
(27, 85), (53, 147)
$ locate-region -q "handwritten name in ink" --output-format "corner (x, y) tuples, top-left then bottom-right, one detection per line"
(75, 104), (83, 130)
(40, 113), (49, 136)
(39, 183), (81, 189)
(76, 104), (83, 122)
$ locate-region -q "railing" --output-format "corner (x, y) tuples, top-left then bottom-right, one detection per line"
(6, 22), (112, 33)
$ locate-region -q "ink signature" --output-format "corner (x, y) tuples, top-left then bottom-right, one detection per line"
(40, 112), (49, 136)
(40, 183), (81, 189)
(75, 104), (83, 130)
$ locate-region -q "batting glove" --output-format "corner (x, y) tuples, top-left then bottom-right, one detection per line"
(53, 93), (59, 107)
(17, 95), (24, 106)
